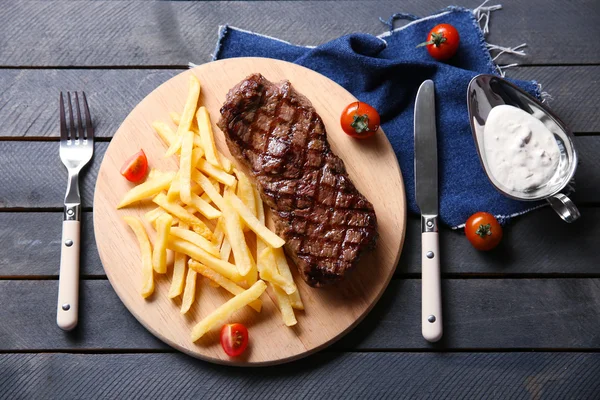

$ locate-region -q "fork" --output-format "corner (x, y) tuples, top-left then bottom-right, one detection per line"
(57, 92), (94, 331)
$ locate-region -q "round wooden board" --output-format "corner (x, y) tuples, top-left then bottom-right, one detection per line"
(94, 57), (406, 366)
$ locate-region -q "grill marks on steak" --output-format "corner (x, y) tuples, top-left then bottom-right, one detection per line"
(218, 74), (377, 287)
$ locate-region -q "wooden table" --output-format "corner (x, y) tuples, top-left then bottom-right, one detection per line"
(1, 1), (598, 398)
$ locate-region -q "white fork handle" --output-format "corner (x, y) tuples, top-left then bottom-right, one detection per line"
(57, 220), (80, 331)
(422, 232), (442, 342)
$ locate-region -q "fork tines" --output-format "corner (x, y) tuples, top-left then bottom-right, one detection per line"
(59, 92), (94, 142)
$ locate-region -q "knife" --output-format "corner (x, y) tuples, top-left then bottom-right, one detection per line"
(414, 80), (443, 343)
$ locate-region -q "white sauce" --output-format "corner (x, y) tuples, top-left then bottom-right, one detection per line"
(483, 105), (560, 192)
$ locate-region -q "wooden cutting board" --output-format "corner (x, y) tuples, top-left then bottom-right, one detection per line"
(94, 57), (406, 366)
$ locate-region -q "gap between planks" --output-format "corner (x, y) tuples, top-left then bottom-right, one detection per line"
(3, 274), (600, 281)
(0, 348), (599, 355)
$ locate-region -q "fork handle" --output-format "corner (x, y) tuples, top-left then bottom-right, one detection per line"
(57, 220), (80, 331)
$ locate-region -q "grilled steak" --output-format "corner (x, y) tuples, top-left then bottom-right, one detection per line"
(217, 74), (378, 287)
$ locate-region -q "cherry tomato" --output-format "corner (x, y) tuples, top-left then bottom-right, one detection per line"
(220, 323), (249, 357)
(417, 24), (460, 61)
(340, 102), (380, 139)
(465, 212), (503, 251)
(120, 149), (148, 183)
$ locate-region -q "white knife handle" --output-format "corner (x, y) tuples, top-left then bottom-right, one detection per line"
(422, 231), (442, 342)
(57, 220), (80, 331)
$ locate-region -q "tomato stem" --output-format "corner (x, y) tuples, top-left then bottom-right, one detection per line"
(475, 223), (492, 238)
(350, 114), (370, 133)
(416, 32), (447, 48)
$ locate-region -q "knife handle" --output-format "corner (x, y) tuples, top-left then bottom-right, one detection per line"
(422, 231), (442, 342)
(57, 220), (80, 331)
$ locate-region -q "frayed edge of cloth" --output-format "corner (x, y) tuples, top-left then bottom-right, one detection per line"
(200, 3), (554, 229)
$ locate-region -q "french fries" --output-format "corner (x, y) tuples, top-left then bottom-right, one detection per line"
(152, 121), (176, 146)
(153, 120), (203, 149)
(192, 170), (225, 210)
(165, 75), (201, 157)
(228, 192), (285, 248)
(234, 169), (257, 217)
(166, 178), (203, 203)
(170, 226), (219, 257)
(181, 267), (197, 314)
(170, 252), (187, 298)
(189, 193), (221, 220)
(217, 153), (233, 174)
(123, 216), (154, 298)
(169, 222), (189, 298)
(221, 193), (253, 277)
(196, 158), (236, 186)
(212, 219), (226, 248)
(152, 213), (173, 273)
(144, 207), (178, 226)
(170, 111), (233, 173)
(189, 261), (262, 312)
(220, 237), (232, 262)
(179, 130), (195, 204)
(191, 280), (267, 341)
(168, 237), (243, 282)
(117, 172), (175, 208)
(196, 106), (221, 167)
(118, 74), (307, 343)
(271, 283), (297, 326)
(255, 184), (266, 224)
(153, 193), (214, 241)
(258, 247), (296, 295)
(273, 247), (304, 310)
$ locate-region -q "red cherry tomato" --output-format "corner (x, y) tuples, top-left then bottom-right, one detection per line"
(120, 149), (148, 183)
(417, 24), (460, 61)
(220, 323), (249, 357)
(465, 212), (503, 251)
(340, 102), (380, 139)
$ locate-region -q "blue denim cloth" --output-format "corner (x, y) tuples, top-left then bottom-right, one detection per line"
(213, 7), (543, 228)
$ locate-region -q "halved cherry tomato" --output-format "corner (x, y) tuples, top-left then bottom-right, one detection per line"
(417, 24), (460, 61)
(220, 323), (248, 357)
(340, 102), (380, 139)
(120, 149), (148, 183)
(465, 212), (503, 251)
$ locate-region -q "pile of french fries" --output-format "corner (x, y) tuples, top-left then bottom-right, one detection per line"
(119, 75), (303, 342)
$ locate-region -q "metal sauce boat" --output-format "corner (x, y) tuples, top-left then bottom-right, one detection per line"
(467, 74), (580, 223)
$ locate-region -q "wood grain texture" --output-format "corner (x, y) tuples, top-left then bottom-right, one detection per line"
(0, 213), (99, 277)
(2, 206), (600, 278)
(2, 136), (598, 209)
(0, 66), (598, 139)
(1, 279), (599, 351)
(0, 69), (179, 138)
(0, 1), (597, 66)
(506, 66), (600, 134)
(2, 352), (599, 399)
(0, 141), (106, 208)
(93, 58), (405, 365)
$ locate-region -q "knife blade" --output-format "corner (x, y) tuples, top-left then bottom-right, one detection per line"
(414, 80), (443, 343)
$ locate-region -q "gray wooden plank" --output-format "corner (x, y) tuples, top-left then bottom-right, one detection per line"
(2, 206), (600, 278)
(0, 66), (598, 139)
(1, 136), (598, 209)
(0, 213), (99, 277)
(1, 279), (598, 351)
(0, 280), (168, 351)
(0, 1), (597, 67)
(0, 141), (106, 209)
(341, 278), (600, 350)
(1, 352), (599, 399)
(398, 206), (600, 276)
(506, 66), (600, 134)
(0, 69), (179, 138)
